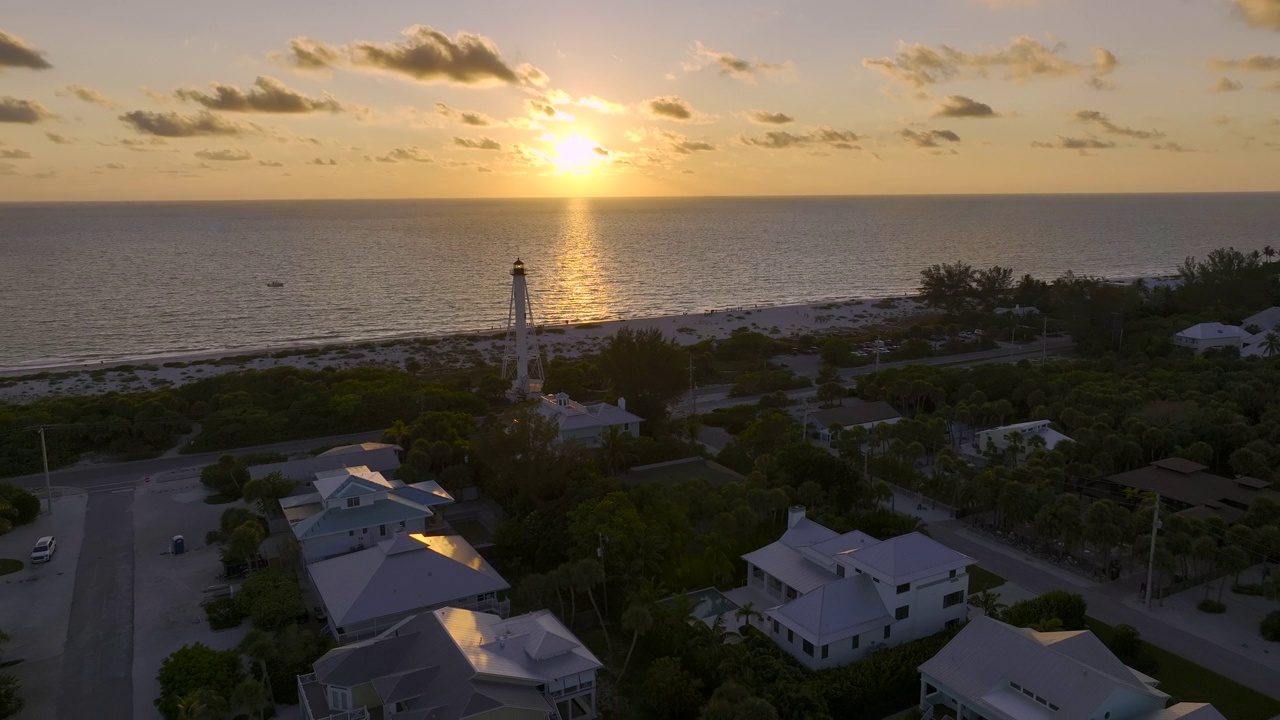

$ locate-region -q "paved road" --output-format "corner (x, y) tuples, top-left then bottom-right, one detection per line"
(57, 489), (136, 720)
(928, 520), (1280, 702)
(5, 430), (383, 491)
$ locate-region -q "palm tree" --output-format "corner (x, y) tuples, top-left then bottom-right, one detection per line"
(869, 480), (894, 513)
(967, 590), (1007, 618)
(176, 689), (227, 720)
(239, 628), (278, 708)
(1265, 245), (1277, 263)
(571, 559), (613, 656)
(617, 603), (653, 683)
(230, 678), (272, 720)
(734, 601), (764, 629)
(1262, 331), (1280, 358)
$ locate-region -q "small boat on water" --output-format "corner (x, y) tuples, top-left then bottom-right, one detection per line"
(266, 280), (285, 288)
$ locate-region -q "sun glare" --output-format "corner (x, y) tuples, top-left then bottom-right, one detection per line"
(552, 135), (608, 173)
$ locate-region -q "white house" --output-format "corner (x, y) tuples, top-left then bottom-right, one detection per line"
(993, 305), (1038, 316)
(298, 606), (602, 720)
(729, 506), (972, 670)
(974, 420), (1071, 462)
(1172, 322), (1250, 353)
(279, 466), (455, 564)
(919, 615), (1226, 720)
(534, 392), (643, 446)
(308, 530), (511, 644)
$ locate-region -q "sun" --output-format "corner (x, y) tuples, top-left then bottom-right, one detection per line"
(552, 135), (608, 173)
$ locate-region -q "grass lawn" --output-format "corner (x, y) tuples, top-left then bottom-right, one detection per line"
(967, 565), (1006, 594)
(1087, 618), (1280, 720)
(0, 558), (23, 576)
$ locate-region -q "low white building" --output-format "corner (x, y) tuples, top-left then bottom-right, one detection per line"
(534, 392), (643, 446)
(308, 530), (511, 644)
(1172, 322), (1250, 353)
(919, 615), (1226, 720)
(248, 444), (402, 483)
(974, 420), (1071, 461)
(993, 305), (1038, 316)
(298, 606), (602, 720)
(732, 506), (972, 670)
(808, 400), (902, 444)
(280, 466), (455, 564)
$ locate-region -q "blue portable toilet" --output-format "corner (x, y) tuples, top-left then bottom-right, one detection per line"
(172, 535), (186, 555)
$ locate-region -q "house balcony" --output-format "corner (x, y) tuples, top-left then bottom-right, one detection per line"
(922, 691), (958, 720)
(297, 673), (369, 720)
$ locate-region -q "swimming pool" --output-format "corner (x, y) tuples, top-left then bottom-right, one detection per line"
(685, 587), (740, 620)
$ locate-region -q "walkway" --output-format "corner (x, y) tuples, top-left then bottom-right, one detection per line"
(928, 520), (1280, 701)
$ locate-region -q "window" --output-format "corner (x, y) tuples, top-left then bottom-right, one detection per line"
(752, 566), (765, 581)
(943, 591), (964, 608)
(821, 644), (829, 659)
(896, 582), (911, 594)
(1010, 682), (1022, 691)
(949, 569), (957, 579)
(926, 683), (937, 695)
(1049, 703), (1060, 711)
(771, 619), (779, 634)
(329, 688), (349, 710)
(836, 565), (845, 578)
(802, 640), (814, 656)
(379, 524), (387, 537)
(851, 635), (860, 650)
(883, 625), (891, 639)
(348, 530), (354, 537)
(345, 497), (360, 508)
(785, 587), (798, 600)
(895, 605), (910, 620)
(787, 629), (794, 643)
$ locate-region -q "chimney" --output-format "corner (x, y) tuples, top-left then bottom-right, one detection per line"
(787, 505), (806, 528)
(617, 397), (626, 411)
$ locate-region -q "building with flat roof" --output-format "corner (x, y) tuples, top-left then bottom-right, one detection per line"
(1096, 458), (1277, 522)
(249, 445), (401, 483)
(730, 506), (972, 670)
(919, 615), (1225, 720)
(280, 466), (455, 563)
(973, 420), (1071, 462)
(534, 392), (643, 446)
(308, 530), (511, 644)
(298, 606), (602, 720)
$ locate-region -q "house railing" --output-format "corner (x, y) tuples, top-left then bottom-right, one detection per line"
(542, 691), (564, 720)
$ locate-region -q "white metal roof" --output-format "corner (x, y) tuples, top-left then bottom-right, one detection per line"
(1243, 307), (1280, 331)
(767, 574), (892, 645)
(312, 466), (394, 500)
(308, 532), (509, 627)
(742, 541), (835, 594)
(436, 606), (602, 682)
(535, 394), (644, 432)
(841, 532), (972, 584)
(919, 616), (1169, 720)
(1175, 322), (1249, 341)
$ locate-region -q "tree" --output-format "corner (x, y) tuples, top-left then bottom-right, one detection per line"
(598, 327), (688, 429)
(642, 657), (705, 720)
(0, 674), (21, 720)
(0, 484), (39, 528)
(700, 682), (778, 720)
(1262, 332), (1280, 359)
(815, 382), (847, 408)
(221, 520), (266, 567)
(1264, 245), (1276, 262)
(919, 262), (977, 313)
(967, 590), (1006, 618)
(617, 603), (653, 683)
(571, 559), (613, 656)
(230, 678), (271, 720)
(236, 567), (306, 631)
(1217, 545), (1251, 602)
(155, 642), (244, 720)
(1001, 591), (1087, 631)
(241, 471), (296, 517)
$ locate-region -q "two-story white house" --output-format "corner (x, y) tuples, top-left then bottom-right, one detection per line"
(731, 506), (973, 670)
(1172, 322), (1250, 353)
(279, 466), (455, 564)
(919, 615), (1226, 720)
(308, 530), (511, 644)
(534, 393), (643, 446)
(973, 420), (1072, 463)
(298, 606), (602, 720)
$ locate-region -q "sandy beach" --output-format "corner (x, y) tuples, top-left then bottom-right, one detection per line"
(0, 296), (929, 403)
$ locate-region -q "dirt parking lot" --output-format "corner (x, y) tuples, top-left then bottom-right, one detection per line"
(0, 492), (88, 719)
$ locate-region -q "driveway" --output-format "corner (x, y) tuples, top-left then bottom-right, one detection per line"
(57, 488), (135, 720)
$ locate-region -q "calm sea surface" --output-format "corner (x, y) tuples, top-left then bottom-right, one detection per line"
(1, 194), (1278, 372)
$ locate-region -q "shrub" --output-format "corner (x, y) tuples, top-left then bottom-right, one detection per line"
(154, 643), (243, 720)
(218, 507), (264, 537)
(0, 484), (40, 528)
(1262, 611), (1280, 642)
(203, 597), (246, 631)
(237, 567), (306, 631)
(1103, 624), (1157, 674)
(1197, 599), (1227, 614)
(1001, 591), (1087, 631)
(0, 674), (23, 719)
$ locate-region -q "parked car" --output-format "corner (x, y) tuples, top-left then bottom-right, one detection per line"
(31, 536), (57, 563)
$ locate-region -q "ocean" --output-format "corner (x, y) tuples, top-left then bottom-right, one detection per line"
(1, 194), (1278, 372)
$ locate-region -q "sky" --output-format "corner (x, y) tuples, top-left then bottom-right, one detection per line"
(1, 0), (1278, 201)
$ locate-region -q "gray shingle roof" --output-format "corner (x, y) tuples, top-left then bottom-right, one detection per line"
(810, 401), (901, 428)
(308, 532), (509, 627)
(919, 616), (1169, 720)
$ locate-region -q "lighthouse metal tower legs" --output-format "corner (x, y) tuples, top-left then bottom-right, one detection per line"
(501, 258), (544, 398)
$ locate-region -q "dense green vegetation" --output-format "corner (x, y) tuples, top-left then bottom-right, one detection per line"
(0, 484), (39, 534)
(0, 631), (20, 719)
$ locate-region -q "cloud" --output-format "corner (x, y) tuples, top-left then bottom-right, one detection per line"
(0, 148), (32, 159)
(377, 146), (433, 163)
(194, 148), (253, 161)
(258, 159), (285, 167)
(453, 136), (501, 150)
(1212, 77), (1244, 92)
(672, 139), (714, 154)
(684, 41), (789, 82)
(120, 110), (245, 137)
(0, 96), (55, 123)
(1151, 142), (1195, 152)
(740, 126), (863, 150)
(863, 36), (1118, 87)
(1209, 55), (1280, 72)
(175, 76), (342, 113)
(117, 137), (170, 150)
(435, 102), (496, 126)
(45, 132), (73, 144)
(1231, 0), (1280, 30)
(277, 25), (547, 87)
(1030, 136), (1116, 150)
(645, 95), (703, 121)
(309, 157), (338, 165)
(54, 85), (117, 109)
(899, 128), (962, 147)
(932, 95), (998, 118)
(101, 162), (127, 170)
(747, 110), (794, 125)
(1072, 110), (1164, 138)
(0, 29), (52, 71)
(525, 98), (574, 122)
(576, 95), (627, 114)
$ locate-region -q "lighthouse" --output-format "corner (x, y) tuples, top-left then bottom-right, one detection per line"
(501, 258), (545, 398)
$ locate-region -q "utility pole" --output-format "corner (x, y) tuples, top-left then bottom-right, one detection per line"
(1042, 316), (1048, 361)
(1145, 494), (1160, 610)
(687, 355), (696, 441)
(597, 533), (608, 614)
(38, 426), (53, 515)
(875, 336), (881, 371)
